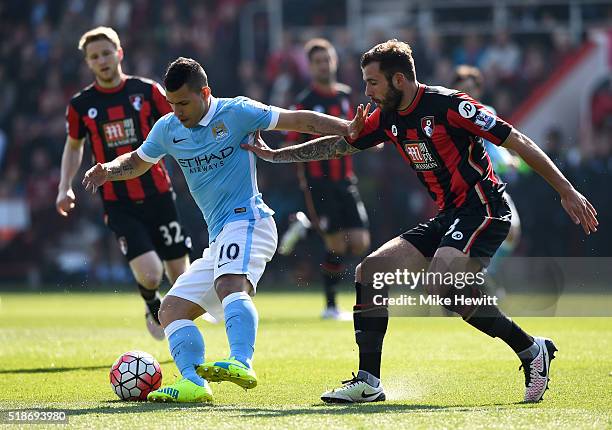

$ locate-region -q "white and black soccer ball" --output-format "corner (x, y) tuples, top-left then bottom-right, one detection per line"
(109, 350), (162, 401)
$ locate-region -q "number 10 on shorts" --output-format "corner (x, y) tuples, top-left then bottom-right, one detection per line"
(218, 243), (240, 267)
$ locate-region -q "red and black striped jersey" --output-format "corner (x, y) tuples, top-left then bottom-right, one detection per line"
(287, 83), (355, 182)
(349, 84), (512, 211)
(66, 76), (173, 203)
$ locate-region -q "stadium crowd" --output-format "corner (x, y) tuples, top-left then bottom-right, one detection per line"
(0, 0), (610, 285)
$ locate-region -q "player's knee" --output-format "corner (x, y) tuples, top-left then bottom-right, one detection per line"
(135, 271), (163, 290)
(158, 297), (176, 328)
(214, 274), (250, 301)
(438, 284), (482, 318)
(158, 295), (202, 328)
(350, 235), (370, 256)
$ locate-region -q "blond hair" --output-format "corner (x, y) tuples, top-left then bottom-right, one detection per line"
(78, 26), (121, 52)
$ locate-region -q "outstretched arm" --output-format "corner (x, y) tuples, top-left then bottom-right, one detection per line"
(503, 128), (598, 235)
(56, 136), (85, 216)
(242, 132), (360, 163)
(82, 151), (153, 194)
(273, 103), (370, 140)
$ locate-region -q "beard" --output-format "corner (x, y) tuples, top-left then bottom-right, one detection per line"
(378, 85), (403, 113)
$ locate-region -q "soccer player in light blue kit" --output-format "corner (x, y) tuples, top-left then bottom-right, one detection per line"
(83, 57), (367, 403)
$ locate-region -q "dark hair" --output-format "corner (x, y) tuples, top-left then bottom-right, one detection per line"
(360, 39), (416, 83)
(304, 38), (337, 63)
(451, 65), (483, 89)
(164, 57), (208, 93)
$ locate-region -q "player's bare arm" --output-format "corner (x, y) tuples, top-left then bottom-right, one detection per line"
(56, 136), (85, 216)
(243, 132), (360, 163)
(503, 128), (598, 234)
(82, 151), (153, 194)
(274, 103), (370, 139)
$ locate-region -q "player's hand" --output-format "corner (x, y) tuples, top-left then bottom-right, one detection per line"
(56, 188), (76, 217)
(82, 163), (109, 194)
(560, 188), (598, 235)
(241, 131), (276, 161)
(347, 103), (371, 140)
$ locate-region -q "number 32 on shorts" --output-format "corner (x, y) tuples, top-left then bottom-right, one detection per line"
(159, 221), (185, 245)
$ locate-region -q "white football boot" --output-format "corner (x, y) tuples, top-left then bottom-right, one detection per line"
(520, 336), (558, 402)
(278, 212), (311, 256)
(145, 303), (165, 341)
(321, 370), (386, 403)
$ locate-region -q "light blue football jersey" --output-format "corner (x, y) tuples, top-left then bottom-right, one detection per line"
(137, 96), (280, 242)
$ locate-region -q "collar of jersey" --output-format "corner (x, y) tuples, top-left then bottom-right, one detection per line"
(398, 83), (425, 116)
(198, 96), (219, 127)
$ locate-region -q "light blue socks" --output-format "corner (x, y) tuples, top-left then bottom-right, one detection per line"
(165, 319), (206, 386)
(222, 292), (258, 368)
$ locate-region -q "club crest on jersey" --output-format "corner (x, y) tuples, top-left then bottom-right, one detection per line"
(129, 94), (144, 111)
(421, 116), (435, 138)
(211, 121), (229, 140)
(88, 107), (98, 118)
(402, 141), (440, 171)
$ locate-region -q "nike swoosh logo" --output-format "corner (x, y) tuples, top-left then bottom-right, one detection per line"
(538, 352), (548, 378)
(361, 389), (380, 399)
(173, 137), (187, 143)
(217, 261), (231, 268)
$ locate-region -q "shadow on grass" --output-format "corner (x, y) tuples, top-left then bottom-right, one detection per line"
(0, 360), (174, 375)
(3, 401), (531, 418)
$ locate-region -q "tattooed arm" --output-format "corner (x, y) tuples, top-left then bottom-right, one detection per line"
(273, 103), (370, 140)
(82, 151), (153, 194)
(242, 133), (361, 163)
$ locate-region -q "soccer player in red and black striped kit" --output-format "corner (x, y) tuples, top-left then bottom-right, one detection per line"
(283, 39), (370, 320)
(56, 27), (191, 340)
(243, 40), (599, 403)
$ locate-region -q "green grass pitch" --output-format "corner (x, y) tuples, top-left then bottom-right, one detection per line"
(0, 291), (610, 429)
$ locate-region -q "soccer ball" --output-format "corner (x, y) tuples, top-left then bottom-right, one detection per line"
(109, 350), (162, 401)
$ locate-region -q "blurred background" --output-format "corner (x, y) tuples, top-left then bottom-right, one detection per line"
(0, 0), (610, 289)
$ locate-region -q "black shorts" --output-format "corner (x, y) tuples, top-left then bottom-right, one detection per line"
(305, 178), (369, 234)
(104, 192), (191, 262)
(400, 196), (511, 262)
